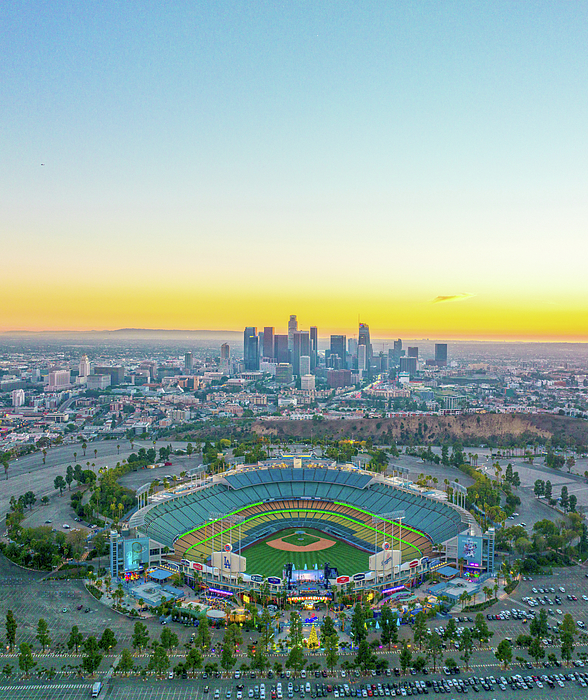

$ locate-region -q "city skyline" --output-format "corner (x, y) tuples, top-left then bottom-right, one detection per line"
(3, 2), (588, 340)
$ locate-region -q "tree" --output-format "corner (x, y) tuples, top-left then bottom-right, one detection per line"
(567, 455), (576, 473)
(67, 625), (83, 654)
(160, 628), (179, 652)
(495, 640), (513, 669)
(132, 621), (150, 652)
(459, 628), (474, 671)
(443, 618), (457, 646)
(544, 480), (552, 500)
(560, 486), (569, 511)
(36, 618), (51, 652)
(533, 480), (545, 498)
(5, 610), (17, 652)
(117, 648), (134, 675)
(560, 613), (577, 665)
(196, 617), (211, 650)
(66, 465), (74, 491)
(399, 640), (412, 675)
(512, 472), (521, 489)
(412, 655), (427, 673)
(528, 636), (545, 665)
(186, 647), (203, 675)
(379, 607), (398, 650)
(99, 628), (117, 652)
(425, 632), (443, 672)
(569, 495), (577, 513)
(321, 617), (339, 672)
(260, 608), (274, 652)
(2, 664), (13, 679)
(412, 611), (428, 650)
(82, 636), (103, 676)
(53, 475), (66, 495)
(473, 613), (492, 647)
(18, 643), (36, 677)
(530, 609), (548, 638)
(221, 629), (236, 672)
(285, 645), (306, 677)
(288, 612), (304, 649)
(148, 646), (170, 676)
(350, 603), (366, 646)
(355, 639), (376, 674)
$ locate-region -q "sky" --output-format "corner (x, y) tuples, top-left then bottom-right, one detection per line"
(2, 1), (588, 340)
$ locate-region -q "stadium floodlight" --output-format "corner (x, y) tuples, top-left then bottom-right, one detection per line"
(371, 510), (405, 583)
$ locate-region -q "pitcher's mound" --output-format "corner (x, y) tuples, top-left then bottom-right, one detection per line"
(267, 536), (337, 552)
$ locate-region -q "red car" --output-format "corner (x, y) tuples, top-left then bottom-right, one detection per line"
(165, 461), (172, 466)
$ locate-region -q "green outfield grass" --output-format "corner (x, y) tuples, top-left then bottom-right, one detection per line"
(243, 528), (369, 578)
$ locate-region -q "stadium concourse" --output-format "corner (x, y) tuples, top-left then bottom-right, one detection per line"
(126, 458), (475, 596)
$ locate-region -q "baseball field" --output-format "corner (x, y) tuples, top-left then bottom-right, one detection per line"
(243, 528), (370, 578)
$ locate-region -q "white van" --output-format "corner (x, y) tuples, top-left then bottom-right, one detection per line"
(91, 682), (102, 697)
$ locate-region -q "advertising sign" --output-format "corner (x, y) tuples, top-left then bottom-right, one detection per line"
(123, 538), (150, 572)
(409, 560), (419, 568)
(352, 573), (366, 582)
(457, 535), (483, 567)
(250, 574), (263, 583)
(336, 575), (350, 584)
(192, 562), (203, 571)
(267, 576), (282, 585)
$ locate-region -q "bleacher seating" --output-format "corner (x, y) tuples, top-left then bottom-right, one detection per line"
(140, 465), (465, 563)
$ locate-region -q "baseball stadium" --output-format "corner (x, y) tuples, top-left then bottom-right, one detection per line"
(131, 459), (470, 589)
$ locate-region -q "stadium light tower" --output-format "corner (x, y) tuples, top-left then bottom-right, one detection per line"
(371, 510), (405, 584)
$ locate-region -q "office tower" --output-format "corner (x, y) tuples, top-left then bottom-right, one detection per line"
(274, 334), (289, 364)
(301, 374), (315, 391)
(258, 330), (264, 361)
(12, 389), (25, 407)
(358, 323), (373, 373)
(399, 356), (417, 376)
(408, 347), (419, 358)
(327, 369), (353, 389)
(330, 335), (347, 369)
(288, 314), (298, 351)
(79, 354), (90, 377)
(220, 343), (230, 373)
(263, 327), (275, 360)
(275, 363), (293, 384)
(348, 338), (358, 356)
(379, 352), (388, 372)
(184, 352), (193, 372)
(392, 339), (403, 364)
(435, 343), (448, 367)
(299, 355), (311, 377)
(292, 330), (310, 376)
(357, 344), (367, 372)
(243, 327), (259, 370)
(48, 369), (71, 389)
(95, 366), (125, 386)
(310, 326), (318, 370)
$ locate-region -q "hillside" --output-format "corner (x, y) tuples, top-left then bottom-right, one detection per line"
(251, 413), (559, 446)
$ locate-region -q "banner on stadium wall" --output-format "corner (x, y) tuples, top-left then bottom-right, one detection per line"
(267, 576), (282, 585)
(352, 573), (366, 582)
(250, 574), (263, 583)
(336, 575), (350, 584)
(409, 560), (419, 568)
(192, 562), (203, 571)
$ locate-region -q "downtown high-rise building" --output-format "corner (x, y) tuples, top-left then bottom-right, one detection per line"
(274, 334), (289, 364)
(329, 335), (347, 369)
(310, 326), (318, 371)
(288, 314), (298, 351)
(292, 330), (310, 376)
(435, 343), (448, 366)
(243, 327), (259, 370)
(184, 352), (193, 372)
(78, 354), (90, 377)
(358, 323), (372, 374)
(220, 343), (230, 373)
(263, 327), (275, 360)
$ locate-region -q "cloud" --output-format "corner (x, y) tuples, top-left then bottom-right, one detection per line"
(432, 293), (476, 304)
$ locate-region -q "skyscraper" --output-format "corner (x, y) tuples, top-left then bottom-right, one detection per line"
(393, 339), (403, 362)
(263, 327), (275, 360)
(274, 334), (289, 364)
(358, 323), (372, 374)
(79, 354), (90, 377)
(399, 356), (417, 376)
(310, 326), (318, 371)
(299, 355), (311, 377)
(288, 314), (298, 351)
(220, 343), (230, 373)
(330, 335), (347, 369)
(184, 352), (193, 372)
(408, 347), (419, 358)
(357, 344), (367, 372)
(243, 327), (259, 370)
(435, 343), (448, 367)
(292, 330), (310, 376)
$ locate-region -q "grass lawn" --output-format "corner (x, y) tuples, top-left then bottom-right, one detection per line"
(244, 528), (369, 578)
